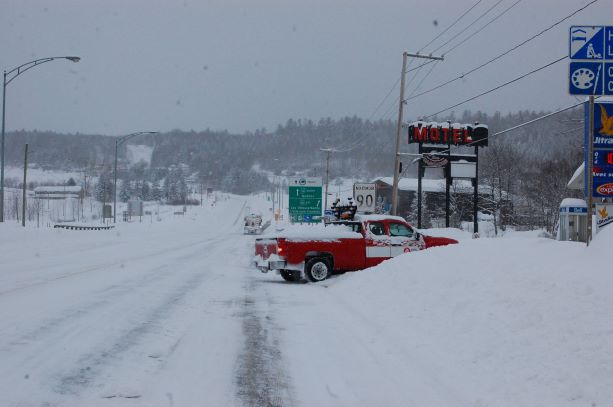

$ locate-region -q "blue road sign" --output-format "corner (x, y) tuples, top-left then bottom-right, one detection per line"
(604, 62), (613, 96)
(570, 26), (604, 60)
(569, 62), (603, 95)
(607, 27), (613, 59)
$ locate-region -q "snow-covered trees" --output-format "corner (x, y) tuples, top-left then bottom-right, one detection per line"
(94, 171), (113, 203)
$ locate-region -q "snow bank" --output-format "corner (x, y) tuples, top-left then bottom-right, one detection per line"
(325, 231), (613, 405)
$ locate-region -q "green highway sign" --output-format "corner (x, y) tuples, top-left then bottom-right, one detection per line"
(288, 177), (322, 223)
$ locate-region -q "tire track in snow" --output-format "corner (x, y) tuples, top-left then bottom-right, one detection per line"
(0, 235), (221, 296)
(55, 270), (207, 396)
(0, 233), (236, 404)
(51, 232), (241, 398)
(0, 235), (225, 352)
(235, 277), (295, 407)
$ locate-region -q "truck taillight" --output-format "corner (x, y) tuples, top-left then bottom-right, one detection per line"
(277, 245), (283, 255)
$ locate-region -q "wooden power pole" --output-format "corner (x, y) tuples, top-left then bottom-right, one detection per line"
(391, 52), (443, 216)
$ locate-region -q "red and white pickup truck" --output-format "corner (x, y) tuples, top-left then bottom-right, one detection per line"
(254, 215), (458, 282)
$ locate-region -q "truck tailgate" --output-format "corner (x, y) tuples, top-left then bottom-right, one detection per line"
(255, 238), (278, 260)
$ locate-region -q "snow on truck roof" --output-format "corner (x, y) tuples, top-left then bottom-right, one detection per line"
(355, 214), (408, 223)
(260, 223), (362, 241)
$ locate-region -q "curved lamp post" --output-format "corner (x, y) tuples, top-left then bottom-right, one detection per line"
(113, 131), (158, 223)
(1, 56), (80, 222)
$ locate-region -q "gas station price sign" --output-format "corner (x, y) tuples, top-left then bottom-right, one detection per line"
(594, 150), (613, 166)
(588, 102), (613, 197)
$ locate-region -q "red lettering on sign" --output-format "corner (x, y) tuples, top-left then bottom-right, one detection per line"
(441, 127), (450, 143)
(412, 126), (428, 142)
(597, 183), (613, 195)
(429, 126), (439, 142)
(452, 128), (463, 144)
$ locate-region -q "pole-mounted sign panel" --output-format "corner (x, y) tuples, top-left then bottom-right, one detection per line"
(407, 121), (488, 146)
(569, 26), (613, 95)
(585, 102), (613, 198)
(353, 183), (376, 213)
(288, 177), (322, 223)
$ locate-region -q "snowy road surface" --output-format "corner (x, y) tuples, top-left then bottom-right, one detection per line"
(1, 195), (612, 406)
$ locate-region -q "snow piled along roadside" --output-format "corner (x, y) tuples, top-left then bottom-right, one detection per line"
(323, 228), (613, 406)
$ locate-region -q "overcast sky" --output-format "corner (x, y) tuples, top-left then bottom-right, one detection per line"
(1, 0), (611, 136)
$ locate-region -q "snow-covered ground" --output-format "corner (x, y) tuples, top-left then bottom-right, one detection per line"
(0, 193), (611, 406)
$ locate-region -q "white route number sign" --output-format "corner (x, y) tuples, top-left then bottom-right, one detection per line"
(353, 183), (376, 213)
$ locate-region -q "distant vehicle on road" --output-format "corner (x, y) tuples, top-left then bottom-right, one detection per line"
(244, 213), (265, 234)
(254, 215), (458, 282)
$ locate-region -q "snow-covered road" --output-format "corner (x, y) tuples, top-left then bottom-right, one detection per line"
(0, 197), (276, 406)
(1, 195), (611, 406)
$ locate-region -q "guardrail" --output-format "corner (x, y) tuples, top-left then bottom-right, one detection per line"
(53, 224), (115, 231)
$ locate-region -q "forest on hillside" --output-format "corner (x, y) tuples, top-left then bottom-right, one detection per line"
(3, 108), (584, 233)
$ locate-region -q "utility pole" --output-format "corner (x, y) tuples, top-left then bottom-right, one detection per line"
(22, 143), (28, 227)
(391, 52), (443, 216)
(321, 148), (333, 210)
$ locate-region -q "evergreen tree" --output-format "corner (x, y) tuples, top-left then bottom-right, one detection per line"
(151, 180), (162, 201)
(94, 171), (113, 203)
(119, 180), (131, 202)
(140, 181), (151, 201)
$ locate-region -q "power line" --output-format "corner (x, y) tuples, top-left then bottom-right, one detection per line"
(420, 55), (567, 120)
(406, 0), (599, 102)
(401, 0), (524, 114)
(406, 59), (436, 74)
(364, 0), (489, 126)
(431, 0), (506, 54)
(368, 77), (401, 121)
(344, 0), (506, 152)
(440, 0), (523, 56)
(408, 61), (441, 98)
(418, 0), (484, 53)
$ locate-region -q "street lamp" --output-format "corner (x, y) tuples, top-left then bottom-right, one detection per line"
(113, 131), (158, 223)
(1, 56), (80, 222)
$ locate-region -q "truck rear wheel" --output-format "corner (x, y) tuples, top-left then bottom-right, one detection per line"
(305, 257), (331, 282)
(280, 270), (301, 282)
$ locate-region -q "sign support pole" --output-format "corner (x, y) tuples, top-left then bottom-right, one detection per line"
(473, 145), (479, 235)
(417, 144), (423, 228)
(587, 95), (594, 246)
(445, 148), (451, 227)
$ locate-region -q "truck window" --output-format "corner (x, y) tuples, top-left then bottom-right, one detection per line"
(389, 223), (413, 237)
(368, 222), (385, 236)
